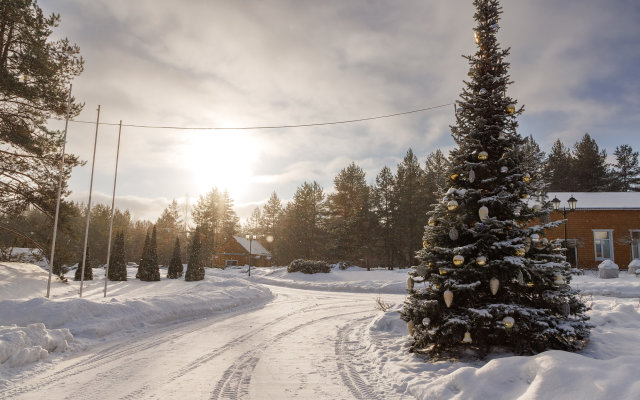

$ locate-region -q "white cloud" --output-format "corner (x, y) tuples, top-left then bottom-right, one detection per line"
(41, 0), (640, 222)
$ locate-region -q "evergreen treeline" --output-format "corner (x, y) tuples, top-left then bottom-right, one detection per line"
(248, 137), (639, 268)
(245, 149), (449, 268)
(0, 192), (240, 274)
(2, 137), (636, 272)
(546, 135), (640, 192)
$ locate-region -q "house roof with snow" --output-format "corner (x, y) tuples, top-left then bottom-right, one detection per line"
(548, 192), (640, 210)
(232, 236), (271, 255)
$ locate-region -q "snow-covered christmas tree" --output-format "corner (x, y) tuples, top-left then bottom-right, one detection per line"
(401, 0), (590, 359)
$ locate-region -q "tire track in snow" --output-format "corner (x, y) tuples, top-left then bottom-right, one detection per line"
(162, 300), (351, 382)
(2, 300), (276, 398)
(335, 317), (413, 400)
(113, 300), (354, 399)
(209, 309), (371, 400)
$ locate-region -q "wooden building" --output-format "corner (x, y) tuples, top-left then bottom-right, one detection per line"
(546, 192), (640, 269)
(213, 235), (273, 268)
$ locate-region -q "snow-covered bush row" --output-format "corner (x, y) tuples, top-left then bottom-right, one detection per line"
(287, 259), (331, 274)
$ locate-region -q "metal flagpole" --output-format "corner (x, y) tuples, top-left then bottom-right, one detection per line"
(104, 120), (122, 297)
(46, 84), (73, 298)
(80, 105), (100, 298)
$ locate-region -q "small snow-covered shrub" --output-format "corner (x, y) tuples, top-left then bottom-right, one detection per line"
(598, 259), (619, 279)
(287, 259), (331, 274)
(628, 259), (640, 275)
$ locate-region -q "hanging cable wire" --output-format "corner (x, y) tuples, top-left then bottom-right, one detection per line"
(56, 102), (454, 131)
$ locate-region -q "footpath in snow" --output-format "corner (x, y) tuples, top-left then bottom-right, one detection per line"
(0, 262), (272, 370)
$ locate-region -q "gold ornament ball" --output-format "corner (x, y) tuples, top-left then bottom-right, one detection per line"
(521, 193), (529, 199)
(526, 281), (535, 287)
(451, 173), (459, 180)
(506, 104), (516, 114)
(428, 218), (437, 226)
(523, 173), (531, 183)
(423, 240), (429, 248)
(439, 268), (448, 275)
(476, 256), (487, 266)
(478, 151), (489, 161)
(453, 255), (465, 266)
(503, 316), (515, 329)
(515, 248), (526, 257)
(447, 200), (459, 211)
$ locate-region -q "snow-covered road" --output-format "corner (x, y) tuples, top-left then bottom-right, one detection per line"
(4, 286), (410, 400)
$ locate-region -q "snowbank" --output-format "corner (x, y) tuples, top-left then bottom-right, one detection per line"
(0, 262), (53, 301)
(0, 262), (273, 369)
(0, 324), (72, 367)
(571, 270), (640, 298)
(366, 277), (640, 399)
(220, 265), (408, 294)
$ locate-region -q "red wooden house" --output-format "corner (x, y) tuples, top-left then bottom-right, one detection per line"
(546, 192), (640, 269)
(213, 235), (273, 268)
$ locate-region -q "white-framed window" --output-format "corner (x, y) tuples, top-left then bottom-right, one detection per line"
(225, 260), (238, 267)
(593, 230), (614, 261)
(631, 230), (640, 260)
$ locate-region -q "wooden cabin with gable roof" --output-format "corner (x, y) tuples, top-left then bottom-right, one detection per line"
(213, 235), (273, 268)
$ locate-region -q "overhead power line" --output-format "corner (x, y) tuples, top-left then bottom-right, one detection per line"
(58, 102), (454, 131)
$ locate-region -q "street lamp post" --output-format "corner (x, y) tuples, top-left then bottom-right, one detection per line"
(245, 234), (256, 276)
(551, 195), (578, 265)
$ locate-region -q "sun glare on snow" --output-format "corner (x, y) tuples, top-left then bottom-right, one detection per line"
(182, 131), (261, 198)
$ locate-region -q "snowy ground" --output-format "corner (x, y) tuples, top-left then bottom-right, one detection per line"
(222, 265), (408, 294)
(1, 263), (640, 399)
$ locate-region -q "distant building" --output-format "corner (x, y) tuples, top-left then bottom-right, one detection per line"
(213, 235), (273, 268)
(546, 192), (640, 269)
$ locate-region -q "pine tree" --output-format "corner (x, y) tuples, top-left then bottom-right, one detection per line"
(74, 246), (93, 281)
(108, 231), (127, 281)
(136, 230), (149, 279)
(401, 0), (589, 359)
(611, 145), (640, 191)
(572, 133), (608, 192)
(260, 191), (282, 254)
(155, 199), (183, 266)
(138, 226), (160, 281)
(424, 149), (449, 199)
(326, 162), (372, 264)
(167, 237), (183, 279)
(185, 227), (205, 281)
(545, 140), (574, 191)
(395, 149), (429, 266)
(372, 166), (397, 269)
(0, 0), (83, 222)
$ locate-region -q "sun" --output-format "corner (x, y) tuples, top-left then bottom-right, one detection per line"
(181, 131), (261, 198)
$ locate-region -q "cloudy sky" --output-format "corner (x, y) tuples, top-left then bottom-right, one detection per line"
(40, 0), (640, 223)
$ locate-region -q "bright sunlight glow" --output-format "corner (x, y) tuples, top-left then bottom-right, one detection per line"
(181, 131), (261, 199)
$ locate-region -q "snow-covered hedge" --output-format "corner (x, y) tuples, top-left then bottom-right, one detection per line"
(287, 259), (331, 274)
